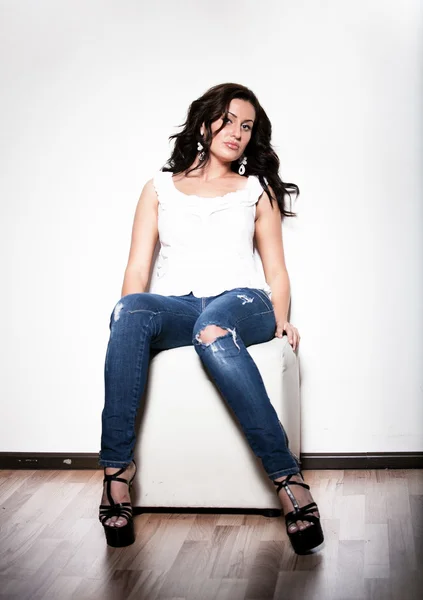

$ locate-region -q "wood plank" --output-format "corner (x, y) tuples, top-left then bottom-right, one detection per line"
(363, 524), (390, 579)
(334, 540), (365, 599)
(243, 540), (283, 599)
(0, 468), (421, 600)
(335, 494), (366, 540)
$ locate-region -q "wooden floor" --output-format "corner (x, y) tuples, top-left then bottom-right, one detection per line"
(0, 469), (422, 600)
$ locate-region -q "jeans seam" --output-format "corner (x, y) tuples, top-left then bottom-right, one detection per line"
(253, 289), (274, 311)
(227, 287), (273, 312)
(98, 459), (130, 467)
(268, 466), (301, 479)
(124, 313), (155, 464)
(234, 309), (274, 327)
(128, 309), (200, 318)
(278, 420), (302, 468)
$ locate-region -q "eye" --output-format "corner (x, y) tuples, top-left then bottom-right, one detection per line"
(222, 117), (251, 131)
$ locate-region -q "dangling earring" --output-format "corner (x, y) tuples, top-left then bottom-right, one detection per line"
(197, 132), (205, 161)
(238, 155), (247, 175)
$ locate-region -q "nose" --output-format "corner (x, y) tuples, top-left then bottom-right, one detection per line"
(230, 123), (242, 140)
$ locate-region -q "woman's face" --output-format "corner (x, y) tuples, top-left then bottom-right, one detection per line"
(208, 98), (256, 165)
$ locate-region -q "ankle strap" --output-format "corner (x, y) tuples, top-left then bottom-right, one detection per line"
(103, 460), (136, 485)
(273, 474), (310, 496)
(103, 475), (130, 485)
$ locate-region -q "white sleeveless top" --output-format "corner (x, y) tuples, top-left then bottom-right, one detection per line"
(149, 170), (272, 298)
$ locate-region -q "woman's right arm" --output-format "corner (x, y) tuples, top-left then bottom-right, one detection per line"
(120, 178), (159, 297)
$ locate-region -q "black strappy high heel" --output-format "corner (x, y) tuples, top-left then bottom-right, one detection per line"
(274, 472), (324, 554)
(99, 460), (137, 547)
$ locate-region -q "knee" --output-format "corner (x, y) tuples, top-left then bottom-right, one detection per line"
(193, 324), (241, 352)
(194, 325), (229, 345)
(110, 293), (151, 324)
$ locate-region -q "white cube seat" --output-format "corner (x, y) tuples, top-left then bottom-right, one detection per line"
(132, 335), (300, 509)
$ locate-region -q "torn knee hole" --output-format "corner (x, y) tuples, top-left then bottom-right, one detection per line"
(196, 325), (228, 345)
(195, 325), (240, 351)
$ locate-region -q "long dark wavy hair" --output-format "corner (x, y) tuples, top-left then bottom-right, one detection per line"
(161, 82), (299, 219)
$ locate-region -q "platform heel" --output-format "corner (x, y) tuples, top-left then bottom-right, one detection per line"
(99, 460), (137, 547)
(274, 472), (324, 554)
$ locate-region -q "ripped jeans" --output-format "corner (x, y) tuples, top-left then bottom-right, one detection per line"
(99, 287), (300, 480)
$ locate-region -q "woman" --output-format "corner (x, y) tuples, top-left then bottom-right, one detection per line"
(98, 83), (324, 554)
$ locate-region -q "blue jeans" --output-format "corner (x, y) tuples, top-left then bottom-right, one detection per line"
(99, 287), (300, 480)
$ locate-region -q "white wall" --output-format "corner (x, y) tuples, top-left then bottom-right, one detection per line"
(1, 0), (422, 454)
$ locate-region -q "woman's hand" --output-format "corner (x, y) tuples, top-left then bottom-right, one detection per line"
(275, 320), (301, 351)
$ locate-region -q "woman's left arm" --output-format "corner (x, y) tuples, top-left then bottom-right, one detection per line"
(254, 185), (301, 351)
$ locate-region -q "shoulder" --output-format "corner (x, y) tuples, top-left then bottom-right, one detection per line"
(139, 177), (157, 200)
(143, 177), (155, 191)
(248, 175), (269, 201)
(135, 176), (160, 209)
(253, 179), (280, 220)
(250, 175), (276, 199)
(149, 170), (173, 202)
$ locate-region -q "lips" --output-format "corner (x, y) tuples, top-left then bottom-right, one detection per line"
(225, 142), (239, 150)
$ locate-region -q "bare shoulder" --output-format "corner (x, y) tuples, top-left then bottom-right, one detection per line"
(256, 183), (280, 219)
(143, 177), (156, 194)
(138, 177), (158, 205)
